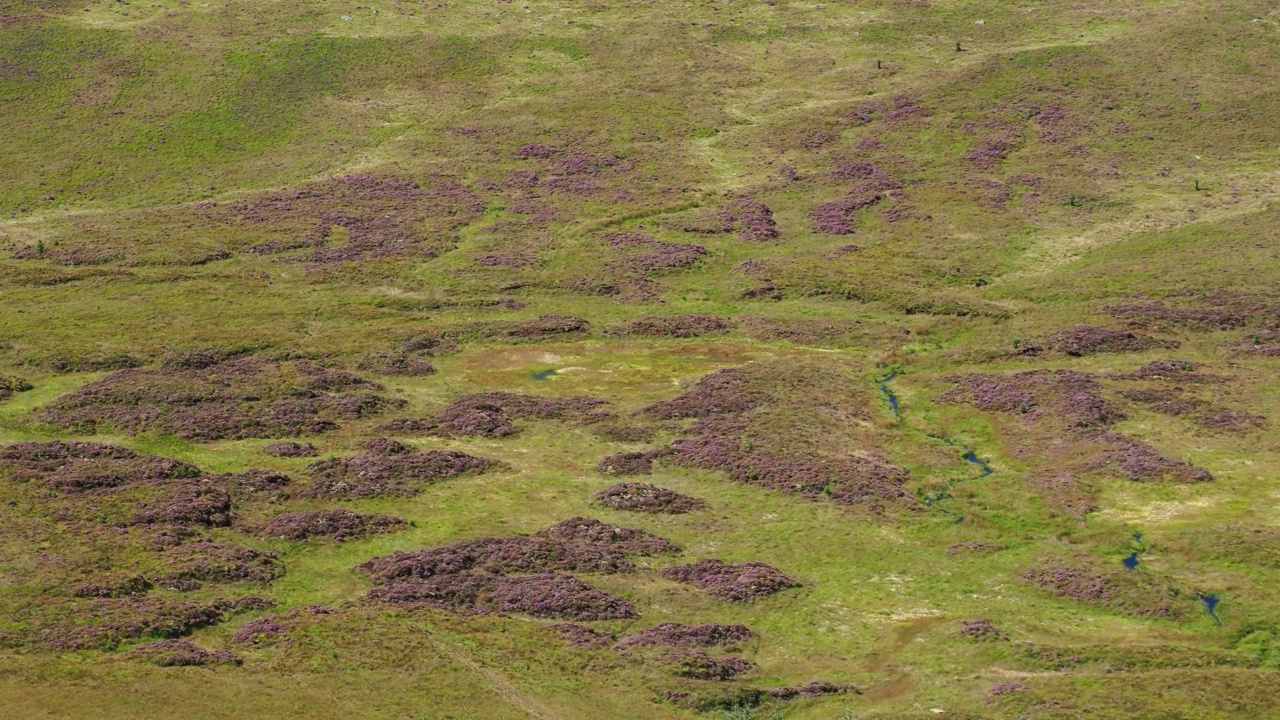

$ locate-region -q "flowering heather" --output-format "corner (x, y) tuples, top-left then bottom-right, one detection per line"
(301, 440), (497, 499)
(1104, 291), (1277, 332)
(883, 94), (928, 122)
(490, 573), (638, 620)
(263, 509), (407, 541)
(603, 232), (708, 278)
(223, 469), (292, 494)
(942, 370), (1122, 428)
(1112, 359), (1205, 382)
(986, 683), (1028, 704)
(540, 516), (680, 555)
(0, 440), (201, 493)
(668, 650), (753, 680)
(127, 639), (242, 667)
(594, 483), (706, 514)
(959, 619), (1007, 642)
(516, 144), (560, 160)
(160, 542), (283, 584)
(547, 623), (615, 649)
(231, 605), (331, 645)
(131, 482), (234, 527)
(358, 518), (678, 585)
(232, 174), (485, 265)
(39, 359), (401, 441)
(356, 350), (436, 377)
(645, 367), (768, 419)
(683, 199), (778, 241)
(1100, 432), (1213, 483)
(385, 392), (608, 439)
(367, 575), (497, 611)
(1200, 410), (1267, 433)
(616, 623), (753, 650)
(263, 442), (318, 458)
(605, 315), (734, 339)
(75, 575), (153, 599)
(810, 191), (886, 235)
(473, 252), (537, 268)
(1224, 329), (1280, 357)
(1021, 565), (1192, 618)
(643, 362), (913, 509)
(1044, 326), (1173, 356)
(38, 596), (258, 650)
(662, 559), (800, 602)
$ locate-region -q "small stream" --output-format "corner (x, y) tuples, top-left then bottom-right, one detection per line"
(532, 369), (558, 381)
(876, 371), (902, 424)
(877, 373), (994, 522)
(1199, 594), (1223, 625)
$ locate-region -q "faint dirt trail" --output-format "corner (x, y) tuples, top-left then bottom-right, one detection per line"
(427, 630), (565, 720)
(860, 616), (947, 701)
(1001, 168), (1280, 281)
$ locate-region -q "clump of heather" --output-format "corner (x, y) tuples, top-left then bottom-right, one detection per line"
(127, 640), (242, 667)
(382, 392), (607, 440)
(39, 359), (401, 441)
(605, 315), (734, 339)
(616, 623), (754, 650)
(356, 350), (436, 377)
(594, 483), (706, 514)
(263, 442), (318, 458)
(263, 509), (407, 541)
(662, 559), (800, 602)
(301, 439), (497, 499)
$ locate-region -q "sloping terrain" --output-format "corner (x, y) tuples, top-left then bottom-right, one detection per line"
(1, 1), (1279, 718)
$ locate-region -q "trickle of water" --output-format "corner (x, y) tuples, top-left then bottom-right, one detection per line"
(1122, 553), (1140, 570)
(532, 369), (558, 381)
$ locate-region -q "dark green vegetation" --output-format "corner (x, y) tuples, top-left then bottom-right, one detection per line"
(2, 1), (1279, 718)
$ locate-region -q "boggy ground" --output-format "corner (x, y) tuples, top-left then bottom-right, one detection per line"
(1, 1), (1280, 718)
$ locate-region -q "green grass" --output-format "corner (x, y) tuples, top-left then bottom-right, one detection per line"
(1, 0), (1278, 717)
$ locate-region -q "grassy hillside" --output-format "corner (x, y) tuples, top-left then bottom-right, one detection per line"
(1, 1), (1278, 718)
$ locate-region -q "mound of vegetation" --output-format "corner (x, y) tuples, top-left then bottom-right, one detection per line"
(616, 623), (754, 650)
(604, 315), (734, 339)
(942, 371), (1211, 483)
(1038, 326), (1175, 357)
(301, 438), (497, 499)
(159, 542), (283, 585)
(39, 358), (401, 440)
(233, 173), (486, 264)
(593, 483), (706, 514)
(668, 650), (754, 681)
(231, 605), (332, 645)
(1021, 563), (1196, 619)
(0, 375), (32, 402)
(126, 639), (242, 667)
(358, 517), (675, 619)
(636, 360), (914, 510)
(356, 350), (437, 377)
(263, 509), (407, 541)
(262, 442), (318, 458)
(662, 560), (800, 602)
(545, 623), (615, 648)
(32, 596), (270, 650)
(383, 392), (607, 439)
